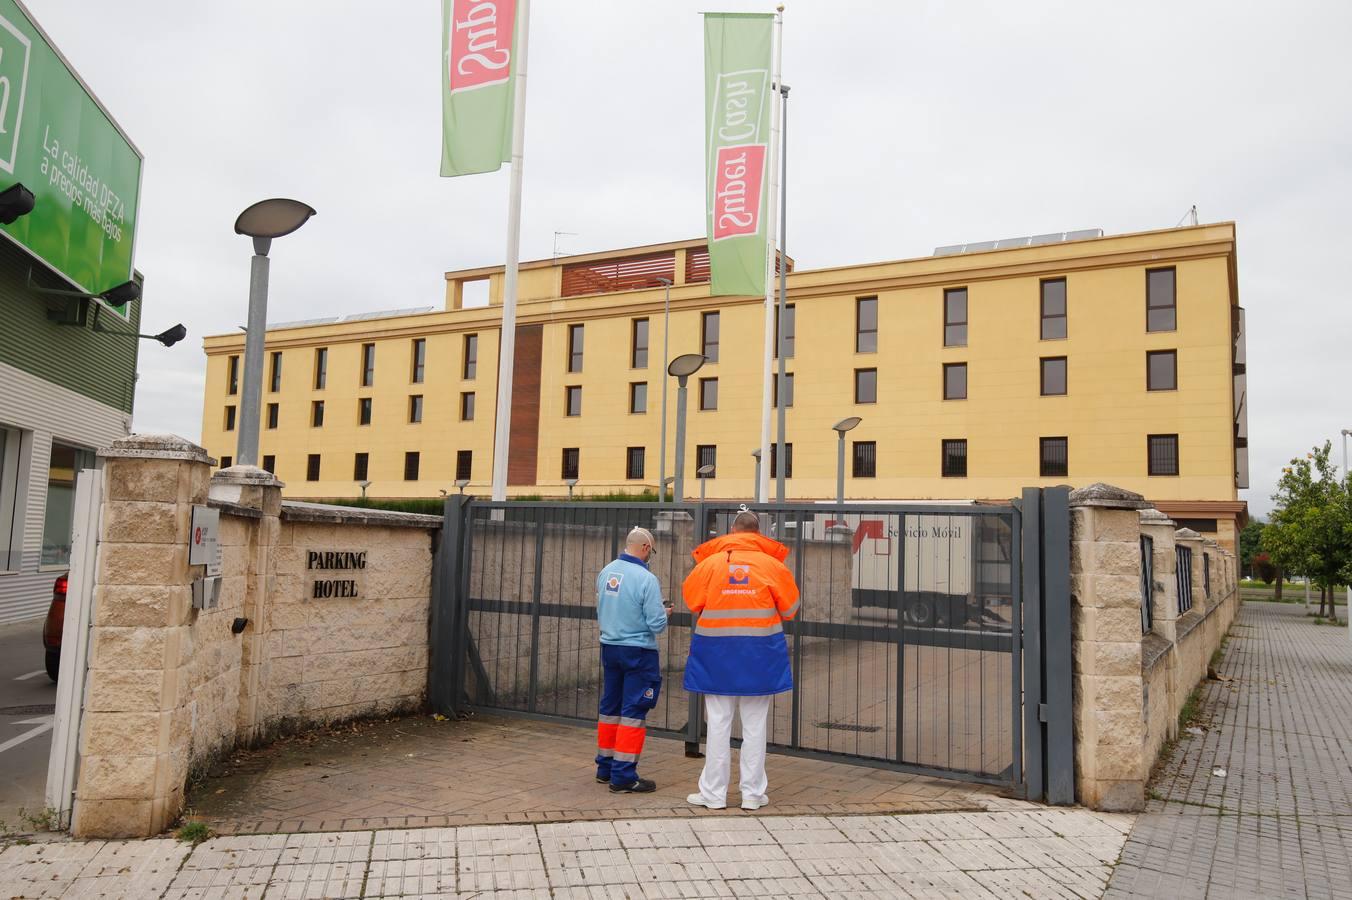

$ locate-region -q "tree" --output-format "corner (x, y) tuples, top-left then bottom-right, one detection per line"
(1260, 442), (1352, 620)
(1239, 520), (1265, 577)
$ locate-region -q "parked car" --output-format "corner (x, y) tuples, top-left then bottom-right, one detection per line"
(42, 572), (67, 682)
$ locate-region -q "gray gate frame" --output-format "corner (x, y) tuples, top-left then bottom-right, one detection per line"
(429, 490), (1074, 804)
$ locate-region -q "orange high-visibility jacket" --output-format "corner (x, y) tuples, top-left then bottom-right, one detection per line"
(681, 531), (800, 696)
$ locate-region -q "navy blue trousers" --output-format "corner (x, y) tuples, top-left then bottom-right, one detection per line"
(595, 644), (662, 785)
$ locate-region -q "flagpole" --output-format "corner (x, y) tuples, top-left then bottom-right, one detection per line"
(491, 0), (531, 503)
(757, 5), (784, 504)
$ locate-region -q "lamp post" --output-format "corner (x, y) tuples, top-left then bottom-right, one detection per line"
(1343, 429), (1351, 635)
(232, 198), (316, 467)
(832, 417), (862, 508)
(566, 478), (578, 500)
(668, 353), (707, 504)
(751, 449), (762, 499)
(656, 277), (673, 507)
(697, 464), (715, 502)
(662, 476), (675, 504)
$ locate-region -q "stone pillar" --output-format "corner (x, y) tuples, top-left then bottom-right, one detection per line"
(210, 466), (284, 745)
(1068, 483), (1151, 812)
(1139, 509), (1178, 642)
(73, 435), (213, 839)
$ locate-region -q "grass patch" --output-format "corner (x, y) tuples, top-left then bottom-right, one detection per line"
(17, 807), (59, 833)
(1178, 686), (1204, 731)
(176, 821), (212, 845)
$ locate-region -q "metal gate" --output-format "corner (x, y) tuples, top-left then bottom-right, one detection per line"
(430, 488), (1072, 802)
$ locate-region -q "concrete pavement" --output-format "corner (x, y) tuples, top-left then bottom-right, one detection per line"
(0, 617), (56, 832)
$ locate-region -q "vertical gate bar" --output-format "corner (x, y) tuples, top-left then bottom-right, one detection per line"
(1042, 485), (1074, 805)
(1010, 506), (1023, 792)
(791, 508), (805, 749)
(527, 509), (546, 714)
(896, 511), (906, 764)
(1020, 488), (1044, 802)
(429, 495), (465, 716)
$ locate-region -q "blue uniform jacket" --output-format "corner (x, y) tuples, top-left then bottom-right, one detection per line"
(596, 553), (668, 649)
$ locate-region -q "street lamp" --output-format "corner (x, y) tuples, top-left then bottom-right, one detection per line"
(566, 477), (578, 500)
(668, 353), (707, 503)
(656, 276), (673, 507)
(751, 449), (762, 499)
(233, 198), (316, 467)
(456, 479), (471, 495)
(358, 480), (372, 499)
(662, 476), (675, 504)
(832, 417), (862, 508)
(697, 463), (715, 502)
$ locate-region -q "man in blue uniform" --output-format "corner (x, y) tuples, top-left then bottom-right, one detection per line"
(595, 527), (671, 792)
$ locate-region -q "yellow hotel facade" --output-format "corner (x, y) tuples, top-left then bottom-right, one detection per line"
(200, 222), (1248, 552)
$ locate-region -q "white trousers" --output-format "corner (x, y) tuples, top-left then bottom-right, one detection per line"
(696, 694), (771, 805)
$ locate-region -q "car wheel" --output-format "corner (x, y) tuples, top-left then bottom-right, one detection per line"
(904, 599), (932, 627)
(45, 650), (59, 683)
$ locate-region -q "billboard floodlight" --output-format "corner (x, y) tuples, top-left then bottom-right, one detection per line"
(0, 183), (35, 224)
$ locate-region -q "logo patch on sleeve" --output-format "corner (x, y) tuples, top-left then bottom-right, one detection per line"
(728, 564), (751, 585)
(604, 573), (624, 594)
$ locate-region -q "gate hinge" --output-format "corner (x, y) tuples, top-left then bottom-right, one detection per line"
(1038, 703), (1049, 723)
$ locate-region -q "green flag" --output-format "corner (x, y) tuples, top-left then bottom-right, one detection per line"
(441, 0), (517, 176)
(704, 13), (774, 296)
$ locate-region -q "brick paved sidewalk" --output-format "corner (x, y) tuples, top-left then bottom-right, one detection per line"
(1106, 601), (1352, 899)
(188, 713), (1009, 835)
(1, 807), (1133, 898)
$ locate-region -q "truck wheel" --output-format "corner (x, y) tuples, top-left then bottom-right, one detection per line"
(45, 650), (60, 683)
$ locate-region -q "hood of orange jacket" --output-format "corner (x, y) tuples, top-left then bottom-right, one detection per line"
(691, 531), (789, 564)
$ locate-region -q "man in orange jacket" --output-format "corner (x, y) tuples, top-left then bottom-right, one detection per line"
(681, 510), (800, 810)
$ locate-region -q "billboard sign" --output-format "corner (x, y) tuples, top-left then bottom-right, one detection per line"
(0, 0), (142, 316)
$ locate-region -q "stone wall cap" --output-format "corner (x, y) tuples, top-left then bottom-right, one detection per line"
(1175, 527), (1203, 540)
(1069, 483), (1151, 509)
(98, 433), (214, 464)
(1139, 508), (1176, 526)
(282, 500), (441, 530)
(211, 465), (285, 489)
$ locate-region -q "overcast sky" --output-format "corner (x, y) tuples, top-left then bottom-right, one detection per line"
(25, 0), (1351, 518)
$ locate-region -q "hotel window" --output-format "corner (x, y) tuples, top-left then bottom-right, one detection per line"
(699, 377), (718, 411)
(266, 403), (279, 429)
(409, 395), (423, 423)
(631, 318), (649, 368)
(358, 397), (371, 426)
(1147, 350), (1177, 391)
(776, 303), (796, 358)
(314, 347), (328, 389)
(855, 297), (877, 353)
(40, 443), (95, 567)
(312, 400), (325, 427)
(561, 447), (580, 480)
(942, 439), (968, 477)
(773, 372), (794, 408)
(771, 443), (793, 478)
(1040, 437), (1068, 477)
(1148, 434), (1179, 476)
(227, 355), (239, 395)
(353, 453), (368, 481)
(629, 382), (647, 414)
(224, 405), (237, 431)
(361, 343), (376, 386)
(852, 441), (876, 478)
(306, 454), (321, 482)
(1041, 357), (1068, 396)
(702, 311), (720, 362)
(696, 444), (717, 477)
(262, 455), (276, 474)
(566, 386), (582, 417)
(463, 334), (478, 379)
(626, 446), (645, 480)
(269, 351), (282, 391)
(404, 451), (420, 481)
(1147, 267), (1176, 332)
(411, 339), (426, 383)
(456, 450), (473, 481)
(1041, 279), (1067, 340)
(944, 288), (968, 347)
(943, 363), (967, 400)
(219, 455), (232, 469)
(567, 324), (585, 373)
(854, 368), (877, 404)
(460, 392), (475, 421)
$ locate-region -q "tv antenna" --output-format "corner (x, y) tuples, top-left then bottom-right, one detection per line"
(553, 231), (578, 259)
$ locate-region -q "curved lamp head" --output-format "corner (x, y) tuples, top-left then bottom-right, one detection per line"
(750, 449), (761, 459)
(697, 464), (715, 477)
(668, 353), (707, 379)
(154, 323), (188, 347)
(832, 416), (863, 434)
(234, 198), (316, 240)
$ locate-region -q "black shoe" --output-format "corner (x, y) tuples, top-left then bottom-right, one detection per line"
(596, 776), (610, 784)
(609, 777), (657, 793)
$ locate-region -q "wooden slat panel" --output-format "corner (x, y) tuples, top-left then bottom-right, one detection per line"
(560, 252), (676, 297)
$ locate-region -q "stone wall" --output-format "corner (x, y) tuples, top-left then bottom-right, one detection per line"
(1070, 483), (1239, 812)
(72, 437), (438, 838)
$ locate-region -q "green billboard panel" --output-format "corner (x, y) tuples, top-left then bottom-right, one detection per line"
(0, 0), (141, 316)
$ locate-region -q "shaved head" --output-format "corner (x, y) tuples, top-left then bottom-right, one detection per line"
(731, 511), (761, 533)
